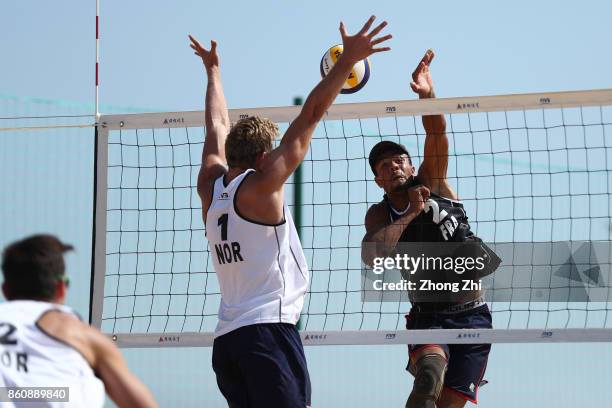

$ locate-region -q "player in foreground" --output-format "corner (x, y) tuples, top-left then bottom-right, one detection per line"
(0, 234), (158, 408)
(361, 50), (495, 407)
(190, 16), (391, 408)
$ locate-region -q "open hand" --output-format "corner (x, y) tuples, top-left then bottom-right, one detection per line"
(189, 35), (220, 70)
(410, 49), (435, 98)
(339, 15), (392, 64)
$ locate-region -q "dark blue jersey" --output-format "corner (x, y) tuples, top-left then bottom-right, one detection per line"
(387, 191), (476, 243)
(384, 178), (501, 304)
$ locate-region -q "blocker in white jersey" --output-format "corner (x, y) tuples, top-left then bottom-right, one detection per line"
(190, 19), (390, 407)
(206, 169), (309, 337)
(0, 301), (105, 408)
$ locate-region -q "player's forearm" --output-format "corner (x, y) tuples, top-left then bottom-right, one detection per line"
(205, 67), (230, 128)
(362, 210), (421, 265)
(92, 333), (158, 408)
(108, 375), (158, 408)
(203, 67), (229, 158)
(304, 56), (354, 121)
(282, 57), (355, 153)
(420, 89), (446, 138)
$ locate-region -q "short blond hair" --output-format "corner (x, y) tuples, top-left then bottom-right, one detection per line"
(225, 116), (279, 168)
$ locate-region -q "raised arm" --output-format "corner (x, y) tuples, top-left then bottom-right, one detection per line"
(412, 50), (456, 199)
(254, 16), (392, 193)
(189, 36), (231, 211)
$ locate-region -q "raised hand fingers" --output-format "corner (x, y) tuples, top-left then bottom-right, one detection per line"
(367, 20), (388, 39)
(412, 49), (434, 78)
(188, 35), (203, 49)
(357, 15), (376, 35)
(189, 36), (206, 55)
(371, 34), (392, 46)
(371, 46), (391, 54)
(339, 16), (391, 60)
(419, 48), (435, 67)
(339, 22), (348, 39)
(421, 49), (434, 66)
(412, 61), (425, 81)
(367, 20), (390, 53)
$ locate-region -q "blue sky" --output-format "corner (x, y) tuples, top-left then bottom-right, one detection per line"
(1, 0), (612, 407)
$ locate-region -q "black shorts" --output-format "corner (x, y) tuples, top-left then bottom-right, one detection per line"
(405, 304), (492, 404)
(212, 323), (311, 408)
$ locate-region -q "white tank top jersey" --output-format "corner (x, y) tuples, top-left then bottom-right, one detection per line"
(205, 169), (310, 337)
(0, 300), (105, 408)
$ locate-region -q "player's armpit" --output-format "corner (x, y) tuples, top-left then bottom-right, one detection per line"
(197, 165), (226, 220)
(197, 151), (227, 197)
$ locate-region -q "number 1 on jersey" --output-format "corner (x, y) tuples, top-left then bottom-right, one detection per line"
(214, 213), (244, 265)
(218, 214), (228, 241)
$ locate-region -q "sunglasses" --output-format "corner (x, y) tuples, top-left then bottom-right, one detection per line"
(56, 275), (70, 288)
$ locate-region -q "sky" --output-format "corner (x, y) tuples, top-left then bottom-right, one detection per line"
(1, 0), (612, 407)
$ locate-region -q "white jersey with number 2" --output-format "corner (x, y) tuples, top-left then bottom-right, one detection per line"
(206, 169), (310, 337)
(0, 300), (105, 408)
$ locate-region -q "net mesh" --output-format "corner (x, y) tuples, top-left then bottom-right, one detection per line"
(98, 95), (612, 338)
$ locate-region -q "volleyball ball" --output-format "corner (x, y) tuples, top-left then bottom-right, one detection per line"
(320, 44), (371, 94)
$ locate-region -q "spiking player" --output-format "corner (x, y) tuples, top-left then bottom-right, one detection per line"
(190, 16), (391, 407)
(361, 50), (498, 407)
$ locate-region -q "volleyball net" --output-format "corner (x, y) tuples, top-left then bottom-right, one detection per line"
(91, 89), (612, 347)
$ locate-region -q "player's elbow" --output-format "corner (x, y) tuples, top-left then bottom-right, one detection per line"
(361, 238), (375, 268)
(361, 251), (374, 268)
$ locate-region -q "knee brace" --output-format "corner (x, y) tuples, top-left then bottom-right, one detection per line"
(405, 354), (447, 408)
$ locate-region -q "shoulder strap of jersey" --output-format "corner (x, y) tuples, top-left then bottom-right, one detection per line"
(19, 301), (81, 323)
(224, 169), (255, 195)
(209, 169), (253, 205)
(212, 169), (255, 200)
(211, 175), (225, 205)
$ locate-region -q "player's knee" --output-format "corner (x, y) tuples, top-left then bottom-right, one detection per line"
(406, 354), (447, 408)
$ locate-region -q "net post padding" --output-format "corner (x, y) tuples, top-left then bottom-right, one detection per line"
(91, 125), (109, 328)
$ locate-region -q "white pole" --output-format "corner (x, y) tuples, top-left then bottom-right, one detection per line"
(95, 0), (100, 122)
